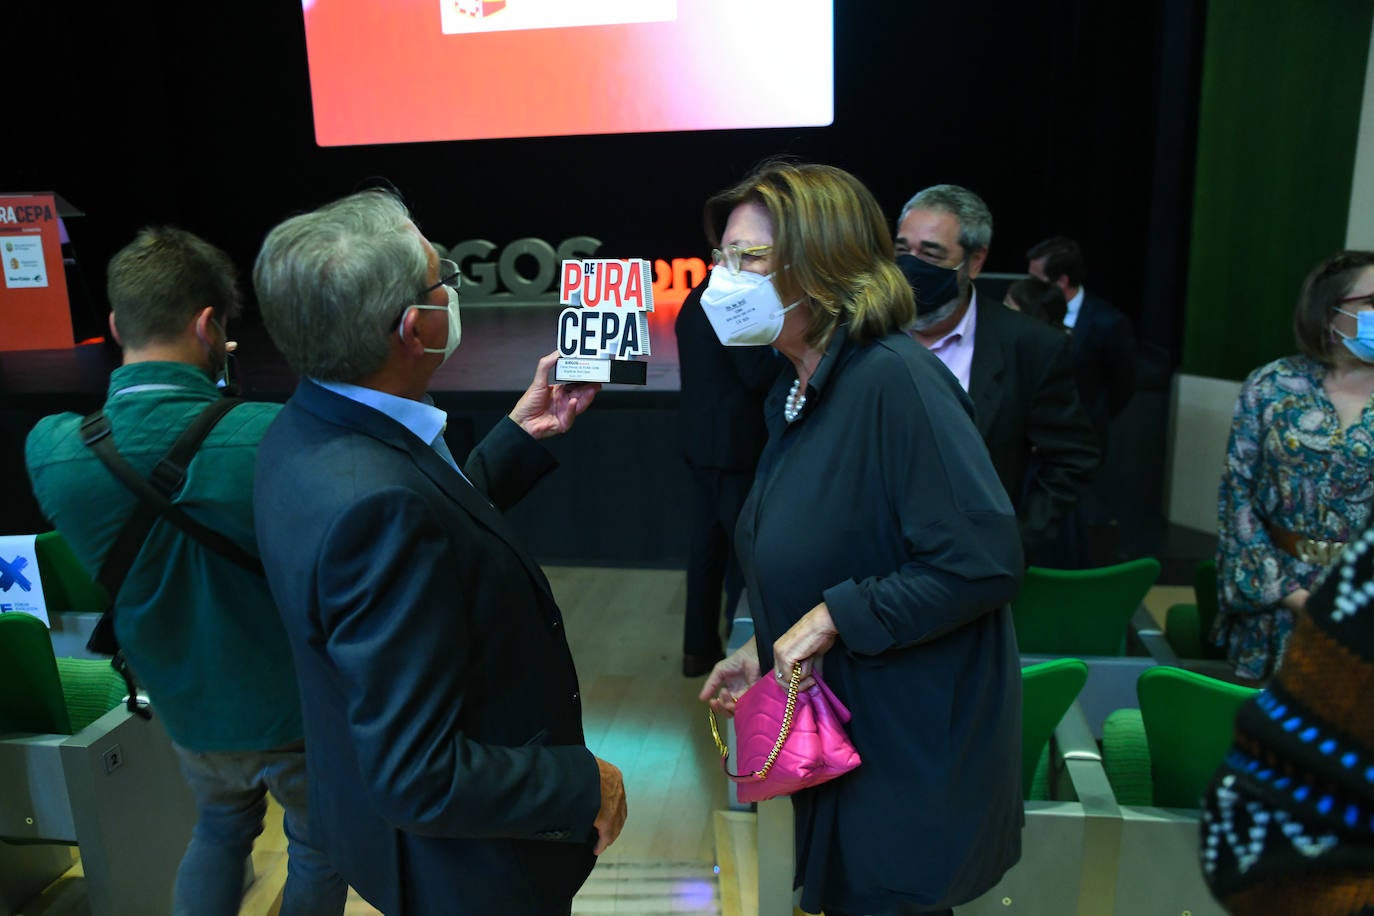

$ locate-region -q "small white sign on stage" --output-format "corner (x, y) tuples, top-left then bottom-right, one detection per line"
(0, 534), (50, 626)
(2, 233), (50, 289)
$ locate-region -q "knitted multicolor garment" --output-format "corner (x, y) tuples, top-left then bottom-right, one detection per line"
(1201, 523), (1374, 914)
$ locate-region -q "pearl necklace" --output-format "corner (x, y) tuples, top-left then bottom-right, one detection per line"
(784, 378), (807, 423)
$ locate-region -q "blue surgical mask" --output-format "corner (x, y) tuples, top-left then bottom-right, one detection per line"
(896, 254), (964, 330)
(1334, 307), (1374, 363)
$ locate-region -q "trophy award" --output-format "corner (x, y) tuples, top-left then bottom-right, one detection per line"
(552, 258), (652, 385)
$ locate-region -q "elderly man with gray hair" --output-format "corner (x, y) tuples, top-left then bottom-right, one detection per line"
(251, 188), (627, 915)
(895, 184), (1099, 565)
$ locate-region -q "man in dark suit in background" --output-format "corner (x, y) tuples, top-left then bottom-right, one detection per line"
(675, 275), (779, 677)
(1026, 236), (1136, 448)
(896, 185), (1099, 564)
(1027, 236), (1136, 565)
(251, 189), (627, 915)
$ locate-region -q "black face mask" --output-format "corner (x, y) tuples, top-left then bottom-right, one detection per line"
(896, 253), (962, 317)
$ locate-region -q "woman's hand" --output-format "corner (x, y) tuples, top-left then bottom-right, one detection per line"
(772, 603), (839, 689)
(508, 351), (601, 440)
(698, 638), (760, 717)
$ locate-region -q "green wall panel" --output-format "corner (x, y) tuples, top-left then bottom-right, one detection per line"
(1182, 0), (1372, 380)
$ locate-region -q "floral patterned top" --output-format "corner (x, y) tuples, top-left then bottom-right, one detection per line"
(1212, 355), (1374, 679)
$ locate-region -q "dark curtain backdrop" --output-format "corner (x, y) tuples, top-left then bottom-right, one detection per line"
(10, 1), (1201, 360)
(1182, 0), (1374, 381)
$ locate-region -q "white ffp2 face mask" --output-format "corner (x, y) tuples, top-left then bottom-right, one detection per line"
(700, 268), (798, 347)
(405, 284), (462, 363)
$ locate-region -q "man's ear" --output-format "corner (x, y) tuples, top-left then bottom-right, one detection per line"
(396, 306), (426, 356)
(967, 246), (989, 281)
(107, 311), (122, 346)
(192, 306), (216, 345)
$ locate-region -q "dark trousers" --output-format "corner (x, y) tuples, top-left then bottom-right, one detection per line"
(1023, 440), (1119, 570)
(682, 464), (754, 655)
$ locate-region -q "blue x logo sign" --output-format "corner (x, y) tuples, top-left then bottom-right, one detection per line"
(0, 555), (33, 593)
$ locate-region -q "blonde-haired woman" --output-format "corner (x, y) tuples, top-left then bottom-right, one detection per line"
(697, 160), (1025, 916)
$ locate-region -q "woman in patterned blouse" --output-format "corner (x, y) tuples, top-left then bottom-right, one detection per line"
(1214, 250), (1374, 680)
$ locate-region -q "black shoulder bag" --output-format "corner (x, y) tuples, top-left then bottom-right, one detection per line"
(78, 397), (264, 718)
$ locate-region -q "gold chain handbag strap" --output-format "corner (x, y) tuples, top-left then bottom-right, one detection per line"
(707, 666), (803, 780)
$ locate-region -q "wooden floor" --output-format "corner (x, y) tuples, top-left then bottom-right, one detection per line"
(1140, 584), (1192, 629)
(250, 565), (728, 914)
(25, 577), (1207, 915)
(27, 565), (728, 915)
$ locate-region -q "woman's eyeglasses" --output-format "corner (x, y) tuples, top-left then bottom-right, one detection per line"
(711, 245), (772, 275)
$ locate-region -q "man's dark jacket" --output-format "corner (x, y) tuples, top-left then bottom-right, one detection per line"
(254, 380), (600, 915)
(1070, 292), (1136, 445)
(968, 296), (1100, 561)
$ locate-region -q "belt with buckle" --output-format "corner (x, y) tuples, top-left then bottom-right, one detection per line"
(1265, 522), (1347, 566)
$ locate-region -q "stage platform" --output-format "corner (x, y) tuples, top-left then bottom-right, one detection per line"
(0, 305), (682, 397)
(1, 306), (694, 566)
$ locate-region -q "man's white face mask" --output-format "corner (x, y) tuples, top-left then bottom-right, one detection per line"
(405, 282), (462, 363)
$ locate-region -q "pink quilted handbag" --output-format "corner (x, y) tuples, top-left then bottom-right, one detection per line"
(708, 667), (862, 803)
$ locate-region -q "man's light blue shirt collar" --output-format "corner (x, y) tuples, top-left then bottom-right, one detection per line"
(312, 379), (465, 478)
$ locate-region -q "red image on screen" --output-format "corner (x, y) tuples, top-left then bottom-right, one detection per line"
(302, 0), (833, 146)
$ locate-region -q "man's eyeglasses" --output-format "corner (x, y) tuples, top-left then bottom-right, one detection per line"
(394, 260), (462, 329)
(1339, 291), (1374, 309)
(423, 259), (462, 295)
(711, 245), (772, 275)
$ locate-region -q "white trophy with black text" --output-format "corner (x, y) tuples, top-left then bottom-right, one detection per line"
(552, 258), (652, 385)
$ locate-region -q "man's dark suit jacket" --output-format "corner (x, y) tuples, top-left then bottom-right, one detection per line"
(1071, 292), (1136, 445)
(254, 380), (600, 916)
(968, 295), (1100, 561)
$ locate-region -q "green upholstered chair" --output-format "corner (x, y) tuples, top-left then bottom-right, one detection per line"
(34, 529), (109, 613)
(1163, 559), (1226, 660)
(1101, 707), (1152, 806)
(0, 609), (197, 913)
(1012, 558), (1162, 656)
(0, 611), (125, 737)
(28, 531), (126, 731)
(1101, 665), (1258, 809)
(1021, 657), (1090, 800)
(1100, 673), (1247, 916)
(0, 611), (73, 735)
(54, 658), (129, 733)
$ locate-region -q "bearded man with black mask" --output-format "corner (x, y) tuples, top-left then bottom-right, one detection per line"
(895, 184), (1099, 565)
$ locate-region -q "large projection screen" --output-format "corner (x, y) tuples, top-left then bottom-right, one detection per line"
(302, 0), (834, 146)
